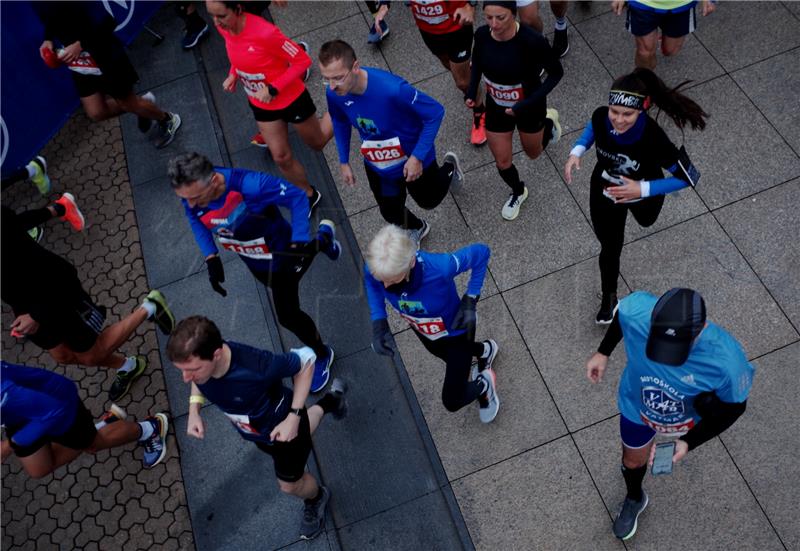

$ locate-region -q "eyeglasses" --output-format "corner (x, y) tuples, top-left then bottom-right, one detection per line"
(322, 67), (353, 87)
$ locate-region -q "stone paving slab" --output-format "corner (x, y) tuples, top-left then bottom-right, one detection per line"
(573, 417), (784, 551)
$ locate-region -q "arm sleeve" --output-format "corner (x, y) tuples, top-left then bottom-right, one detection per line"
(5, 385), (75, 447)
(364, 268), (389, 321)
(641, 176), (688, 197)
(184, 203), (219, 258)
(597, 314), (623, 356)
(513, 33), (563, 113)
(397, 82), (445, 161)
(465, 37), (483, 101)
(448, 244), (491, 297)
(242, 172), (311, 242)
(679, 398), (747, 451)
(328, 96), (353, 165)
(570, 121), (595, 157)
(263, 27), (312, 93)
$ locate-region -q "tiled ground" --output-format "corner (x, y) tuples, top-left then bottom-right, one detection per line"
(1, 116), (194, 549)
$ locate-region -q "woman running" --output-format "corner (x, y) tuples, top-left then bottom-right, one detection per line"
(465, 0), (563, 221)
(206, 0), (333, 213)
(564, 68), (707, 324)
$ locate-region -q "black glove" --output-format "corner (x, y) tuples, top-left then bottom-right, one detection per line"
(206, 256), (227, 297)
(451, 294), (478, 339)
(371, 318), (396, 357)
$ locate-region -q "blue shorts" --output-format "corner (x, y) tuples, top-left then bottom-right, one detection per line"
(626, 4), (696, 38)
(620, 415), (657, 449)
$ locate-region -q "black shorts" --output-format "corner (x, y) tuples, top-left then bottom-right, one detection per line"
(70, 52), (139, 99)
(419, 25), (473, 63)
(27, 292), (106, 353)
(484, 96), (547, 134)
(249, 89), (317, 124)
(626, 4), (696, 38)
(254, 408), (312, 482)
(8, 400), (97, 458)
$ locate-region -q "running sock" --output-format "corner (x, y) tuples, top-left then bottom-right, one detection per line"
(140, 300), (157, 319)
(315, 393), (340, 415)
(138, 420), (154, 441)
(304, 486), (323, 505)
(621, 464), (647, 501)
(118, 356), (137, 374)
(498, 164), (525, 195)
(554, 17), (567, 31)
(51, 203), (66, 217)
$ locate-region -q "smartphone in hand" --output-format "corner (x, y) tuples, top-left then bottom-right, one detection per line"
(651, 441), (676, 475)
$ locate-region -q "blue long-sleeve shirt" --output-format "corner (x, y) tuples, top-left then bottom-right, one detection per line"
(183, 167), (311, 273)
(1, 362), (80, 447)
(364, 244), (490, 339)
(327, 67), (444, 179)
(570, 118), (688, 197)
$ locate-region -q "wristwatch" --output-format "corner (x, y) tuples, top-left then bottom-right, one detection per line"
(289, 407), (303, 417)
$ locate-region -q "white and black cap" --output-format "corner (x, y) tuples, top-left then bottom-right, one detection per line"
(646, 288), (706, 366)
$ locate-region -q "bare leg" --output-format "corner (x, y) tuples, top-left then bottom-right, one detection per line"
(88, 420), (142, 451)
(519, 128), (546, 160)
(634, 30), (659, 70)
(116, 93), (168, 121)
(17, 443), (82, 479)
(293, 113), (333, 152)
(258, 120), (313, 196)
(487, 131), (515, 170)
(278, 471), (319, 499)
(661, 35), (687, 57)
(550, 0), (568, 18)
(518, 2), (543, 31)
(80, 93), (126, 122)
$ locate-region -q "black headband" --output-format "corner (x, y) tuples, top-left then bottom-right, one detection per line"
(608, 90), (647, 110)
(482, 1), (517, 14)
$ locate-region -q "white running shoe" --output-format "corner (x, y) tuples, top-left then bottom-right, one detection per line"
(501, 187), (528, 221)
(477, 369), (499, 423)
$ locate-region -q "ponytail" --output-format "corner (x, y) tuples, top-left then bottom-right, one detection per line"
(611, 68), (708, 131)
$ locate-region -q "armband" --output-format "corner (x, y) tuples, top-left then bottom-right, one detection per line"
(189, 395), (206, 406)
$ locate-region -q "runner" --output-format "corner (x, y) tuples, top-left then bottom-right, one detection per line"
(564, 68), (707, 323)
(465, 0), (563, 221)
(1, 156), (51, 195)
(364, 225), (500, 422)
(168, 152), (341, 393)
(586, 288), (754, 540)
(407, 0), (488, 145)
(1, 361), (169, 478)
(33, 1), (182, 148)
(1, 205), (175, 402)
(206, 0), (332, 214)
(517, 0), (571, 58)
(612, 0), (716, 70)
(167, 316), (347, 540)
(319, 39), (464, 245)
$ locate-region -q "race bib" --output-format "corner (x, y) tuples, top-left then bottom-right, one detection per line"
(484, 77), (524, 108)
(218, 236), (272, 260)
(400, 313), (448, 340)
(360, 137), (407, 170)
(640, 414), (695, 436)
(224, 413), (263, 437)
(236, 68), (268, 99)
(410, 0), (449, 25)
(67, 52), (103, 76)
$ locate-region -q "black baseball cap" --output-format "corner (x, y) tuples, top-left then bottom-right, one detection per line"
(645, 288), (706, 366)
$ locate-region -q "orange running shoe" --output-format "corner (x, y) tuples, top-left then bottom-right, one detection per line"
(55, 193), (85, 231)
(250, 132), (269, 148)
(470, 112), (487, 146)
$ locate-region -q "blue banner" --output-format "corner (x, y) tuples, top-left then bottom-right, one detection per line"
(1, 0), (163, 177)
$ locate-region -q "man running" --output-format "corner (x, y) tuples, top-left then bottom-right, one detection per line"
(587, 288), (754, 540)
(1, 361), (169, 478)
(168, 152), (341, 393)
(406, 0), (487, 145)
(319, 39), (464, 246)
(167, 315), (347, 540)
(1, 205), (175, 402)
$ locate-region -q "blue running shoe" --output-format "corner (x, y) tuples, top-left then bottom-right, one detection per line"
(367, 19), (389, 44)
(311, 346), (334, 393)
(141, 413), (169, 469)
(317, 219), (341, 261)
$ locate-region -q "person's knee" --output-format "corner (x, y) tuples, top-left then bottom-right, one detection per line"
(635, 38), (657, 57)
(453, 72), (470, 94)
(271, 147), (295, 168)
(495, 158), (513, 171)
(622, 453), (647, 469)
(661, 39), (685, 57)
(49, 346), (76, 365)
(83, 105), (108, 122)
(523, 143), (544, 160)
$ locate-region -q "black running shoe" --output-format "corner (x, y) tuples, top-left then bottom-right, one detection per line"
(300, 486), (330, 540)
(613, 491), (648, 540)
(595, 293), (618, 325)
(552, 28), (569, 58)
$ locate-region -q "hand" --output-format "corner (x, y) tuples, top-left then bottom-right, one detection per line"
(701, 0), (716, 16)
(223, 74), (237, 92)
(187, 409), (206, 439)
(451, 295), (478, 339)
(374, 5), (389, 33)
(465, 98), (476, 109)
(586, 352), (609, 383)
(611, 0), (625, 16)
(453, 4), (475, 25)
(340, 163), (356, 187)
(206, 255), (227, 297)
(11, 314), (39, 336)
(371, 318), (396, 357)
(605, 175), (642, 203)
(564, 155), (582, 184)
(39, 40), (54, 60)
(270, 413), (301, 442)
(649, 439), (689, 466)
(504, 108), (516, 117)
(58, 41), (82, 63)
(254, 84), (274, 104)
(403, 156), (423, 182)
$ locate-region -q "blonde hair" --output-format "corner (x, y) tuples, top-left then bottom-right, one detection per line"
(365, 225), (417, 282)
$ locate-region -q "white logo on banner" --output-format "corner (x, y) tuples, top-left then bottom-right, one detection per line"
(102, 0), (136, 31)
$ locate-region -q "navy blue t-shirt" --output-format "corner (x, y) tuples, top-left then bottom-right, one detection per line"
(197, 341), (300, 443)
